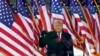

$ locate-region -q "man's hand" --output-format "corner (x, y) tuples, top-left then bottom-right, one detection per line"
(40, 30), (47, 38)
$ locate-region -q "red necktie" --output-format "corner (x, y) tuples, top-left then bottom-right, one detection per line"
(58, 33), (61, 42)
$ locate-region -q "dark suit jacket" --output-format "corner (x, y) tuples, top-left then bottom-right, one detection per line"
(39, 31), (74, 56)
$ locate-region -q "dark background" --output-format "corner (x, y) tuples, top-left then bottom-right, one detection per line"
(9, 0), (100, 7)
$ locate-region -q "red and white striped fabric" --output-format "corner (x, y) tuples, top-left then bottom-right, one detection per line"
(73, 14), (85, 37)
(0, 0), (42, 55)
(85, 8), (100, 52)
(62, 8), (86, 50)
(37, 0), (52, 32)
(0, 10), (42, 56)
(83, 5), (99, 53)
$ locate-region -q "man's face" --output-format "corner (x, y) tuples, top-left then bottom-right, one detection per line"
(54, 23), (63, 33)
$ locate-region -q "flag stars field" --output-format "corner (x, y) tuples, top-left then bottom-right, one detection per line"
(0, 0), (100, 56)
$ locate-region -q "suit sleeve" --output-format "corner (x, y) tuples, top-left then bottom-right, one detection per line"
(67, 35), (74, 56)
(39, 31), (57, 48)
(39, 36), (46, 48)
(39, 31), (48, 48)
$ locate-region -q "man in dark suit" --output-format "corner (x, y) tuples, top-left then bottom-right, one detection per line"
(39, 20), (74, 56)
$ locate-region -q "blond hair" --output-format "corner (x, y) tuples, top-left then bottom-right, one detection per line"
(53, 20), (63, 25)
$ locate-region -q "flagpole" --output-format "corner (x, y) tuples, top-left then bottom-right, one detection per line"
(77, 0), (97, 47)
(35, 0), (45, 30)
(5, 0), (34, 41)
(61, 0), (86, 50)
(61, 2), (91, 56)
(75, 0), (97, 55)
(35, 0), (52, 32)
(94, 0), (100, 15)
(61, 2), (84, 42)
(25, 2), (41, 34)
(25, 1), (47, 56)
(4, 0), (43, 55)
(77, 0), (98, 55)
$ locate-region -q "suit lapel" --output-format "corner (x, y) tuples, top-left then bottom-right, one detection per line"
(60, 31), (65, 42)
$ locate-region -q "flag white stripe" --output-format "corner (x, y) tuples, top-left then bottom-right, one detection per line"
(62, 8), (71, 28)
(0, 23), (32, 48)
(92, 13), (100, 31)
(0, 42), (21, 56)
(13, 23), (35, 53)
(82, 21), (92, 39)
(73, 14), (84, 27)
(72, 16), (78, 31)
(94, 23), (100, 52)
(85, 31), (92, 40)
(23, 16), (33, 25)
(0, 23), (34, 54)
(0, 15), (42, 56)
(52, 13), (64, 19)
(63, 24), (76, 40)
(85, 39), (92, 56)
(85, 8), (93, 25)
(13, 23), (28, 39)
(81, 30), (85, 35)
(73, 14), (85, 35)
(0, 32), (32, 55)
(18, 13), (34, 40)
(42, 6), (52, 31)
(73, 14), (80, 18)
(78, 22), (84, 27)
(36, 15), (41, 19)
(82, 21), (87, 27)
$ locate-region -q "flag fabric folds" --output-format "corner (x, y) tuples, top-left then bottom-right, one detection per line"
(0, 0), (100, 56)
(86, 0), (100, 53)
(37, 0), (52, 32)
(0, 0), (34, 55)
(51, 0), (68, 32)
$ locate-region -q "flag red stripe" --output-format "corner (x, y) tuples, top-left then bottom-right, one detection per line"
(14, 14), (31, 38)
(1, 28), (33, 54)
(11, 26), (33, 46)
(38, 19), (43, 31)
(83, 8), (93, 26)
(0, 38), (27, 55)
(38, 7), (47, 31)
(0, 47), (13, 56)
(10, 26), (33, 54)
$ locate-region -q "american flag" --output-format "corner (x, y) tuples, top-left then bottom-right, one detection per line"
(0, 0), (34, 55)
(51, 0), (85, 51)
(30, 0), (41, 48)
(16, 0), (43, 55)
(51, 0), (68, 32)
(31, 0), (40, 46)
(86, 0), (100, 37)
(69, 0), (94, 45)
(16, 0), (34, 40)
(86, 0), (100, 52)
(31, 0), (39, 19)
(62, 0), (87, 50)
(69, 0), (92, 53)
(31, 0), (47, 55)
(69, 0), (97, 55)
(31, 0), (43, 32)
(69, 0), (86, 37)
(37, 0), (52, 31)
(0, 0), (42, 55)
